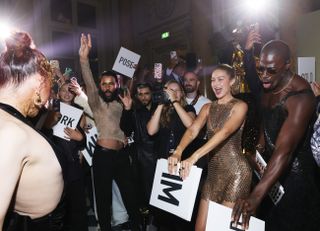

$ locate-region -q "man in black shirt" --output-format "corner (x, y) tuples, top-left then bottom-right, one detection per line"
(120, 83), (157, 211)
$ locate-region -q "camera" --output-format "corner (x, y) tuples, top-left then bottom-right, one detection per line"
(152, 90), (170, 105)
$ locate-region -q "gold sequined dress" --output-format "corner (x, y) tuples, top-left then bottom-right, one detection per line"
(202, 99), (252, 203)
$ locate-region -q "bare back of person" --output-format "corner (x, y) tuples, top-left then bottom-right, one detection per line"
(0, 110), (63, 220)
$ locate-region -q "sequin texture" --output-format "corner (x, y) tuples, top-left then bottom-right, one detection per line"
(201, 99), (252, 203)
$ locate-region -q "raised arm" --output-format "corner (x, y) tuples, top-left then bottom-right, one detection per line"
(0, 124), (27, 229)
(168, 103), (211, 174)
(180, 101), (248, 179)
(232, 92), (315, 229)
(147, 104), (164, 135)
(166, 88), (195, 127)
(78, 33), (100, 108)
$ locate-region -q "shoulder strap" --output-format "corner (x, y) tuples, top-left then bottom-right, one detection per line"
(280, 89), (313, 105)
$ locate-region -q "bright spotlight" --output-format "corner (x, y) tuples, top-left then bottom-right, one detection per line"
(244, 0), (267, 15)
(0, 22), (11, 40)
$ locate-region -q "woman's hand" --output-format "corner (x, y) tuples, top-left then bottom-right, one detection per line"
(168, 150), (182, 175)
(69, 79), (82, 96)
(165, 88), (178, 103)
(64, 127), (83, 141)
(79, 33), (92, 60)
(179, 156), (197, 180)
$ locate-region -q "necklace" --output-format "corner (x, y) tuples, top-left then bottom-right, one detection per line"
(272, 75), (295, 95)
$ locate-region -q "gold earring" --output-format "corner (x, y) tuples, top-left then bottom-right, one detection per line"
(36, 92), (42, 104)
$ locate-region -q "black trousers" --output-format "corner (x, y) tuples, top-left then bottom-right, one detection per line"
(4, 200), (65, 231)
(92, 145), (140, 231)
(63, 178), (88, 231)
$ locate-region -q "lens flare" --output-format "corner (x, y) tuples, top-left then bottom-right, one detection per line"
(244, 0), (267, 15)
(0, 22), (11, 40)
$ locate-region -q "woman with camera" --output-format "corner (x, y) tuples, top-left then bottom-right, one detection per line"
(147, 80), (196, 230)
(147, 80), (196, 159)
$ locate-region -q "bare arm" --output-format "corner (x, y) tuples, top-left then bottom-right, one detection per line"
(0, 124), (27, 229)
(232, 92), (316, 229)
(172, 101), (195, 127)
(147, 104), (164, 135)
(79, 34), (100, 109)
(168, 103), (210, 174)
(180, 101), (248, 179)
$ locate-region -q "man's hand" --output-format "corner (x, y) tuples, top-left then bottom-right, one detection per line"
(231, 196), (261, 230)
(79, 33), (92, 60)
(118, 89), (133, 110)
(245, 29), (262, 51)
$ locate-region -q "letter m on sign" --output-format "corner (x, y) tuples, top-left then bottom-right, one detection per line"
(158, 173), (182, 206)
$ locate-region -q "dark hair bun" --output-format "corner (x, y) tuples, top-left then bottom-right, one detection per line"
(5, 31), (34, 59)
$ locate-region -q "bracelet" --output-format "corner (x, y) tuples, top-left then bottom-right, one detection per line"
(171, 100), (178, 105)
(256, 144), (265, 153)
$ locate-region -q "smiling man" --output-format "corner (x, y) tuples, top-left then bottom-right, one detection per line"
(232, 40), (320, 231)
(79, 34), (140, 231)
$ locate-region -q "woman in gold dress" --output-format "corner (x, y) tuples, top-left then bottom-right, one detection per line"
(168, 64), (252, 231)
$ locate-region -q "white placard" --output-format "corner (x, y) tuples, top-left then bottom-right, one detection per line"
(255, 151), (285, 205)
(297, 57), (316, 82)
(52, 102), (83, 140)
(206, 201), (265, 231)
(81, 126), (98, 166)
(112, 47), (141, 78)
(149, 158), (202, 221)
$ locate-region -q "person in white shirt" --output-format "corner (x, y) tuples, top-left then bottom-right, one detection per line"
(183, 71), (211, 115)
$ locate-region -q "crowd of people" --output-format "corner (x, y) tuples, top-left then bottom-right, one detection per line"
(0, 25), (320, 231)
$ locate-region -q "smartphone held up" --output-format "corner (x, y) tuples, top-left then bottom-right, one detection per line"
(154, 63), (163, 80)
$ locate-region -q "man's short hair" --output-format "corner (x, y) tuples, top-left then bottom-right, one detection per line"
(100, 70), (117, 81)
(136, 82), (152, 91)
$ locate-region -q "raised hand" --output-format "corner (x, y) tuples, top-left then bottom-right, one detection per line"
(69, 79), (82, 96)
(165, 88), (178, 103)
(79, 33), (92, 60)
(118, 89), (133, 110)
(245, 29), (262, 51)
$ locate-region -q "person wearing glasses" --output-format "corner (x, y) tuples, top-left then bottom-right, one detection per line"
(232, 40), (320, 231)
(147, 79), (196, 230)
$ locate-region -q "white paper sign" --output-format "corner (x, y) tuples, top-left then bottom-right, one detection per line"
(52, 102), (83, 140)
(112, 47), (141, 78)
(81, 126), (98, 166)
(206, 201), (265, 231)
(149, 158), (202, 221)
(297, 57), (316, 82)
(255, 151), (285, 205)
